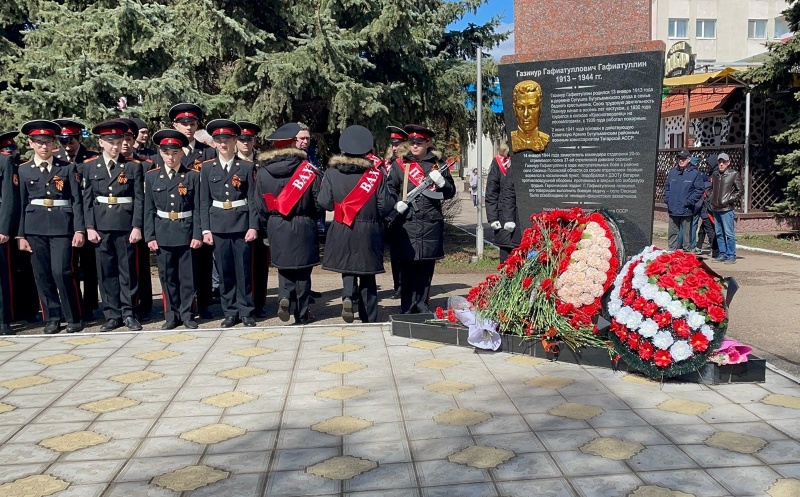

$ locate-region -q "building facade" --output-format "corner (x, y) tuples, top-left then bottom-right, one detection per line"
(652, 0), (792, 68)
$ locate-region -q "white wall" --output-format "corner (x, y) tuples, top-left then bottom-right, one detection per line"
(463, 134), (499, 178)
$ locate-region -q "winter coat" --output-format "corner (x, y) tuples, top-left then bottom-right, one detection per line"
(387, 150), (457, 261)
(485, 156), (521, 249)
(710, 168), (743, 212)
(664, 163), (703, 217)
(255, 147), (320, 270)
(318, 155), (395, 274)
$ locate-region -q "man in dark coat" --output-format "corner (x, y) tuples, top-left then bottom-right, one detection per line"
(82, 121), (144, 332)
(17, 120), (85, 334)
(0, 134), (20, 335)
(709, 152), (743, 264)
(53, 119), (100, 321)
(388, 124), (456, 313)
(144, 130), (202, 330)
(383, 125), (408, 299)
(664, 150), (703, 251)
(200, 120), (259, 328)
(485, 144), (521, 263)
(318, 125), (394, 323)
(255, 123), (320, 324)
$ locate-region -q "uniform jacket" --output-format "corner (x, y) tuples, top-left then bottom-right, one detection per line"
(18, 157), (84, 237)
(710, 168), (744, 213)
(144, 165), (201, 247)
(318, 155), (394, 275)
(485, 156), (521, 249)
(387, 150), (456, 261)
(199, 156), (258, 234)
(82, 155), (144, 232)
(255, 147), (320, 269)
(148, 141), (215, 170)
(0, 153), (20, 237)
(664, 163), (703, 217)
(54, 144), (98, 166)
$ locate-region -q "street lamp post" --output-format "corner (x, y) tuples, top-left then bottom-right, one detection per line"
(475, 44), (484, 260)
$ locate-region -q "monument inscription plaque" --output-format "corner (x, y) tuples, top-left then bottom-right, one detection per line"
(498, 50), (664, 254)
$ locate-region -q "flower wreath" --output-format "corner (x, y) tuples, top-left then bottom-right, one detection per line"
(468, 208), (622, 351)
(606, 246), (728, 379)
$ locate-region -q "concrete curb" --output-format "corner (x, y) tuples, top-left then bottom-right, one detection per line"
(735, 244), (800, 260)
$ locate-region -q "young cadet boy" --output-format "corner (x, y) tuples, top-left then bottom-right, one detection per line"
(17, 120), (85, 334)
(200, 120), (258, 328)
(0, 132), (20, 335)
(144, 130), (202, 330)
(82, 121), (144, 332)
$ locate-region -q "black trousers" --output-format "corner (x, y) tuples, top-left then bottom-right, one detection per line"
(342, 274), (378, 323)
(135, 240), (153, 317)
(277, 267), (312, 323)
(9, 244), (38, 321)
(27, 235), (82, 324)
(0, 243), (12, 325)
(76, 243), (99, 318)
(96, 231), (137, 320)
(499, 246), (512, 264)
(252, 236), (270, 313)
(157, 245), (194, 323)
(696, 216), (719, 255)
(399, 259), (435, 314)
(192, 243), (213, 314)
(213, 233), (254, 318)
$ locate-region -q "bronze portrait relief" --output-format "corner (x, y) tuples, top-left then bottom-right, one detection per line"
(510, 80), (550, 153)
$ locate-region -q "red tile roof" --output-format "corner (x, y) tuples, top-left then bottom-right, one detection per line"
(661, 86), (738, 118)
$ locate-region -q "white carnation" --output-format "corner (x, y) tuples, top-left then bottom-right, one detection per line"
(625, 310), (644, 330)
(652, 330), (675, 350)
(632, 274), (648, 289)
(653, 291), (672, 308)
(608, 298), (622, 315)
(700, 325), (715, 341)
(686, 311), (706, 330)
(639, 284), (659, 301)
(670, 340), (694, 361)
(666, 299), (687, 318)
(633, 263), (646, 277)
(615, 306), (632, 323)
(638, 319), (659, 338)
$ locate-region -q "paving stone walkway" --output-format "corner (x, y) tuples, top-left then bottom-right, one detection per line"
(1, 325), (800, 496)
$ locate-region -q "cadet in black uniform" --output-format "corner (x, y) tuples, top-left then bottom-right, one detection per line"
(53, 119), (99, 321)
(131, 118), (156, 158)
(83, 121), (144, 332)
(388, 124), (456, 314)
(255, 123), (320, 324)
(200, 120), (258, 328)
(0, 133), (20, 335)
(17, 120), (85, 333)
(237, 121), (270, 318)
(318, 125), (394, 323)
(484, 144), (521, 263)
(384, 126), (408, 299)
(144, 130), (202, 330)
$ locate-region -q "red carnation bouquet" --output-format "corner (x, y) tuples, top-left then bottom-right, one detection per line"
(468, 208), (622, 352)
(606, 246), (728, 379)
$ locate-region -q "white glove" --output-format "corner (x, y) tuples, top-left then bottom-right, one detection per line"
(395, 201), (409, 214)
(504, 222), (516, 232)
(490, 221), (502, 230)
(429, 169), (446, 188)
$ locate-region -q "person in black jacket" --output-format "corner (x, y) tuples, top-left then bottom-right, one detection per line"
(255, 123), (320, 325)
(144, 130), (202, 330)
(384, 126), (408, 299)
(17, 120), (86, 334)
(0, 137), (20, 335)
(388, 124), (456, 314)
(319, 125), (394, 323)
(200, 120), (259, 328)
(484, 144), (521, 263)
(83, 121), (144, 332)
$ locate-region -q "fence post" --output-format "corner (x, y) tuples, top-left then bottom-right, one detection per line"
(743, 91), (751, 214)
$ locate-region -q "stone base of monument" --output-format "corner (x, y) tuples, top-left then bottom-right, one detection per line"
(390, 314), (766, 384)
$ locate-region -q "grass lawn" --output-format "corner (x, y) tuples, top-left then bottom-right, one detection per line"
(654, 230), (800, 256)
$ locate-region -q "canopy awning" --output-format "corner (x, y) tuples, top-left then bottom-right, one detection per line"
(663, 67), (748, 89)
(661, 85), (739, 118)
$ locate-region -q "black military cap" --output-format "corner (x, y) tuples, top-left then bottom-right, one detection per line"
(206, 119), (241, 139)
(92, 121), (128, 140)
(169, 103), (204, 123)
(0, 131), (19, 150)
(53, 119), (84, 137)
(266, 122), (301, 141)
(237, 121), (261, 139)
(20, 120), (61, 139)
(152, 129), (189, 150)
(404, 124), (435, 142)
(340, 125), (374, 156)
(131, 117), (148, 131)
(386, 125), (408, 144)
(110, 118), (138, 136)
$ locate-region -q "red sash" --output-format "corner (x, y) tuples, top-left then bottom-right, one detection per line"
(366, 153), (385, 171)
(263, 161), (317, 216)
(496, 155), (510, 176)
(334, 168), (383, 227)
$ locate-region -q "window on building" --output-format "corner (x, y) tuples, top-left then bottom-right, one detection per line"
(775, 16), (792, 39)
(748, 19), (768, 39)
(696, 19), (716, 39)
(668, 19), (689, 39)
